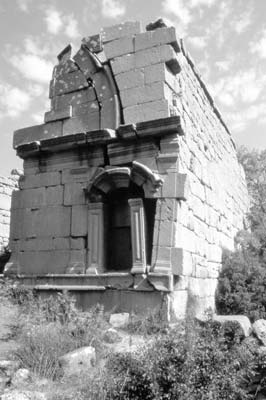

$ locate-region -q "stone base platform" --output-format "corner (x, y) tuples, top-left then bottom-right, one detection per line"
(17, 274), (171, 316)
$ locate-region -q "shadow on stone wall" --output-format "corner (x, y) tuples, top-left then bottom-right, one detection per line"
(0, 248), (10, 274)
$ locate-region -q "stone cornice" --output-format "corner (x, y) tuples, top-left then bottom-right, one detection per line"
(16, 116), (184, 159)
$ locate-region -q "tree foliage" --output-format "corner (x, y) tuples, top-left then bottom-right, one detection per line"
(216, 146), (266, 321)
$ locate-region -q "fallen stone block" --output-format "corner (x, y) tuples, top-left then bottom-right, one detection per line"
(1, 391), (47, 400)
(213, 315), (252, 338)
(103, 328), (122, 344)
(0, 360), (20, 378)
(11, 368), (31, 388)
(110, 313), (130, 328)
(59, 346), (96, 377)
(253, 319), (266, 345)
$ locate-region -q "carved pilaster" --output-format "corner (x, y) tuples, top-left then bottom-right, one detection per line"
(128, 198), (146, 274)
(86, 202), (105, 274)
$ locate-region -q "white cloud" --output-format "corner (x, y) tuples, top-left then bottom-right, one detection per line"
(28, 84), (45, 97)
(45, 8), (63, 35)
(65, 15), (80, 39)
(44, 8), (80, 38)
(101, 0), (126, 18)
(162, 0), (192, 27)
(23, 37), (49, 57)
(187, 35), (208, 49)
(218, 92), (234, 107)
(225, 102), (266, 133)
(0, 83), (31, 118)
(212, 69), (265, 107)
(190, 0), (216, 7)
(215, 60), (231, 72)
(250, 29), (266, 59)
(16, 0), (32, 12)
(31, 112), (44, 124)
(234, 9), (252, 34)
(10, 54), (53, 84)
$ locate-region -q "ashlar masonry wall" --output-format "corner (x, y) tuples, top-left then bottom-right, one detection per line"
(7, 20), (249, 319)
(0, 176), (17, 253)
(168, 44), (249, 316)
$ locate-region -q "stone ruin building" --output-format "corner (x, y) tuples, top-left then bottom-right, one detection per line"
(5, 20), (249, 319)
(0, 175), (17, 272)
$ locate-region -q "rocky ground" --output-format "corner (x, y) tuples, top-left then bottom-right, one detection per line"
(0, 298), (147, 400)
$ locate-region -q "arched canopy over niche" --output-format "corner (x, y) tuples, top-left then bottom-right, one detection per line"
(85, 162), (162, 275)
(85, 161), (163, 202)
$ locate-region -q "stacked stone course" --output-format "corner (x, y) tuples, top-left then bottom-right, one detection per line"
(6, 20), (249, 319)
(0, 176), (17, 254)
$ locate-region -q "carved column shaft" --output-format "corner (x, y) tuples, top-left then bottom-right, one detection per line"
(87, 202), (106, 274)
(128, 198), (147, 274)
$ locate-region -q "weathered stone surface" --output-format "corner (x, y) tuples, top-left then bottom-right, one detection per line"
(19, 250), (70, 274)
(0, 360), (20, 378)
(8, 20), (249, 323)
(71, 205), (87, 236)
(101, 21), (141, 42)
(104, 37), (134, 59)
(253, 320), (266, 345)
(82, 34), (102, 53)
(103, 328), (122, 344)
(62, 113), (100, 135)
(214, 315), (252, 338)
(18, 172), (61, 189)
(148, 273), (173, 291)
(171, 248), (193, 276)
(52, 88), (96, 111)
(171, 290), (188, 319)
(59, 346), (96, 377)
(135, 27), (179, 52)
(124, 99), (170, 124)
(108, 140), (159, 165)
(70, 237), (86, 250)
(111, 44), (180, 75)
(116, 69), (144, 91)
(1, 391), (47, 400)
(110, 313), (130, 328)
(64, 182), (86, 205)
(10, 206), (71, 239)
(53, 71), (88, 96)
(120, 82), (170, 108)
(13, 122), (62, 149)
(44, 106), (71, 123)
(11, 368), (31, 387)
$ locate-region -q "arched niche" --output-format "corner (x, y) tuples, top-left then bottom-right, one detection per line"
(85, 162), (162, 274)
(86, 161), (163, 202)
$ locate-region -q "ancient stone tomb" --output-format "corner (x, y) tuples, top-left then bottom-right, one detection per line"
(6, 21), (249, 318)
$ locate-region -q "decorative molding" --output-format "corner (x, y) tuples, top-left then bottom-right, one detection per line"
(87, 202), (106, 274)
(85, 162), (163, 201)
(128, 198), (147, 274)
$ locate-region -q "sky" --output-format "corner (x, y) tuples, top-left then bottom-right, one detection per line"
(0, 0), (266, 175)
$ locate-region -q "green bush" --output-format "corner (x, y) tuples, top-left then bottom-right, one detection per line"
(99, 318), (255, 400)
(14, 292), (109, 379)
(216, 248), (266, 322)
